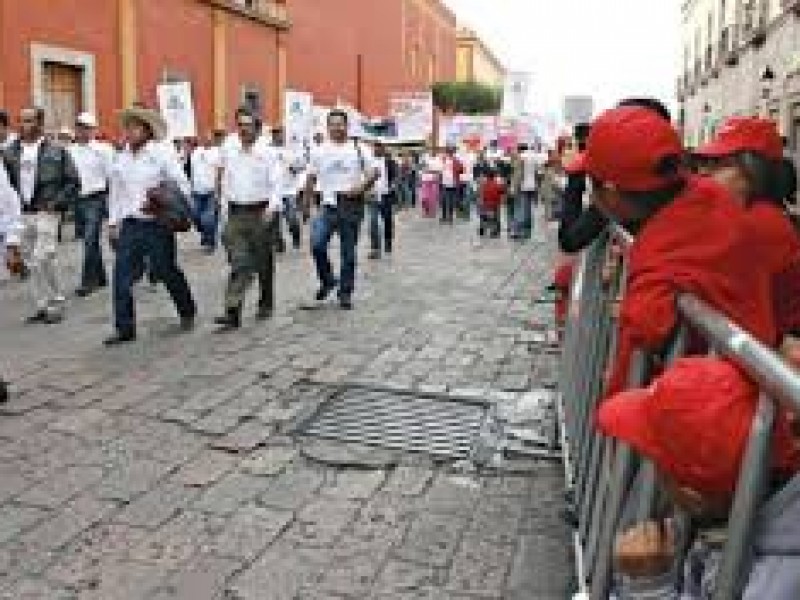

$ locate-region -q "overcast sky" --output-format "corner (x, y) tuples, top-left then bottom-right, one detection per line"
(442, 0), (681, 119)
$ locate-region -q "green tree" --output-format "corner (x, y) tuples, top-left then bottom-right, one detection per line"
(432, 81), (502, 115)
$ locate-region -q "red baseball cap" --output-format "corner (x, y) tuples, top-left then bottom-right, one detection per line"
(695, 117), (783, 162)
(583, 106), (684, 192)
(597, 357), (799, 494)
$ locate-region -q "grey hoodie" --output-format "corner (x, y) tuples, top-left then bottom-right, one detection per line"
(617, 474), (800, 600)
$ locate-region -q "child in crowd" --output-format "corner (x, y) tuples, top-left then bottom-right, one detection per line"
(599, 357), (800, 599)
(478, 169), (505, 238)
(574, 106), (778, 396)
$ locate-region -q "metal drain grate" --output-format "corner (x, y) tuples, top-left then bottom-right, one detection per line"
(294, 386), (489, 459)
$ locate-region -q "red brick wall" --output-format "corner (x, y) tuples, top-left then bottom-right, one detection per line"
(225, 16), (281, 126)
(135, 0), (215, 133)
(0, 0), (120, 130)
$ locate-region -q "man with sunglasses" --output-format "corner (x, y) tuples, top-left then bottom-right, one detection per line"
(214, 107), (281, 331)
(2, 106), (80, 324)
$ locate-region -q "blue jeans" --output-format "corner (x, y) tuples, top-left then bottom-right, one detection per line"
(369, 194), (394, 253)
(311, 205), (361, 299)
(279, 195), (301, 249)
(78, 194), (107, 288)
(113, 219), (196, 335)
(192, 191), (218, 248)
(513, 190), (536, 237)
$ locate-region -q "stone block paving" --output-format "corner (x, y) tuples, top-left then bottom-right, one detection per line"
(0, 211), (572, 598)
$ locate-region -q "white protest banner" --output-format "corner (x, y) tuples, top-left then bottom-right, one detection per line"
(284, 90), (313, 150)
(389, 92), (433, 139)
(156, 81), (196, 139)
(501, 72), (531, 119)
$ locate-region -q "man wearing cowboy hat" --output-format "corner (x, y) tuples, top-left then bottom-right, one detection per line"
(105, 105), (196, 346)
(2, 106), (80, 324)
(69, 112), (114, 297)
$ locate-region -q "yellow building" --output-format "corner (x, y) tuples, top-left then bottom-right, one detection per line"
(678, 0), (800, 156)
(455, 27), (506, 87)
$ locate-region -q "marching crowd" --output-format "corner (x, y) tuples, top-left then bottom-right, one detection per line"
(553, 98), (800, 599)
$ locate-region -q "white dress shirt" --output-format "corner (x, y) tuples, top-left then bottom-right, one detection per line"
(19, 138), (43, 205)
(220, 138), (280, 209)
(69, 139), (113, 197)
(0, 163), (21, 245)
(373, 156), (390, 196)
(308, 141), (375, 207)
(520, 150), (544, 192)
(108, 141), (191, 226)
(190, 146), (221, 194)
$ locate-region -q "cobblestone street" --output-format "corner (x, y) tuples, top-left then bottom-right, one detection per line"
(0, 212), (572, 599)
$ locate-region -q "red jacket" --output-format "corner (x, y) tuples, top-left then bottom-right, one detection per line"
(481, 178), (505, 211)
(607, 176), (777, 396)
(747, 200), (800, 337)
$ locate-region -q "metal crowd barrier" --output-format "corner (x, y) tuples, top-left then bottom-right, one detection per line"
(557, 226), (800, 600)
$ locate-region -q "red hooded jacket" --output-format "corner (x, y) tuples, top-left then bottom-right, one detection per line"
(607, 177), (778, 396)
(747, 200), (800, 337)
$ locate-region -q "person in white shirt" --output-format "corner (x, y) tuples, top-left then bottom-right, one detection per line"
(3, 106), (80, 324)
(69, 112), (114, 296)
(0, 160), (22, 273)
(105, 106), (196, 346)
(303, 109), (379, 310)
(213, 107), (281, 332)
(189, 131), (222, 252)
(514, 144), (545, 239)
(270, 126), (304, 252)
(367, 141), (397, 259)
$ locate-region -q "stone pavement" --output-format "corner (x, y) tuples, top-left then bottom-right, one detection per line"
(0, 210), (573, 599)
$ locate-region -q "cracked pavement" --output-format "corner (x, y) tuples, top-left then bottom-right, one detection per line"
(0, 211), (572, 599)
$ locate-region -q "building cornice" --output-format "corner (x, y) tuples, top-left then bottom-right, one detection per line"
(456, 27), (505, 77)
(197, 0), (291, 30)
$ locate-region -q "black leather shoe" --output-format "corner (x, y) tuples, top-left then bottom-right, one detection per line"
(255, 307), (273, 321)
(0, 379), (9, 404)
(315, 282), (336, 302)
(339, 297), (353, 310)
(179, 315), (196, 332)
(104, 331), (136, 346)
(214, 309), (241, 332)
(25, 311), (48, 325)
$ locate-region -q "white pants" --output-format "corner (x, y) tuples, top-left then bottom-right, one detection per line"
(20, 213), (65, 314)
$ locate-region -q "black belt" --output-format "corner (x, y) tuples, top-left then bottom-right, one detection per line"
(229, 202), (268, 215)
(80, 190), (107, 201)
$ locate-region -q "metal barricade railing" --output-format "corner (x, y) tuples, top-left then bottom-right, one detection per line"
(557, 226), (800, 600)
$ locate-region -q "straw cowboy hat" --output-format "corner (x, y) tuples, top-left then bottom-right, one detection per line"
(118, 106), (167, 141)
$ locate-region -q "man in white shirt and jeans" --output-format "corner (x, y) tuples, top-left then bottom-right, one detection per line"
(270, 126), (304, 252)
(214, 107), (281, 332)
(105, 106), (196, 346)
(303, 109), (379, 310)
(70, 112), (114, 296)
(190, 131), (222, 253)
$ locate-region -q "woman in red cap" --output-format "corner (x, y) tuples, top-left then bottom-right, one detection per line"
(580, 106), (777, 396)
(694, 118), (800, 368)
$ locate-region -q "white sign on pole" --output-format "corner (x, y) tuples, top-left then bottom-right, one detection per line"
(389, 92), (433, 139)
(284, 90), (313, 150)
(156, 81), (196, 139)
(501, 72), (531, 118)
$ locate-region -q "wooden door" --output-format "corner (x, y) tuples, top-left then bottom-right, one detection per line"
(42, 62), (83, 133)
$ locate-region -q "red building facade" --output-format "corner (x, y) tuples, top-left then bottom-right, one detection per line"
(285, 0), (457, 116)
(0, 0), (456, 134)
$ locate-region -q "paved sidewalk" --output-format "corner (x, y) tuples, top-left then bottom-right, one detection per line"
(0, 211), (572, 599)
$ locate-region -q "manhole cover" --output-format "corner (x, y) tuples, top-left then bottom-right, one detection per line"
(293, 385), (489, 459)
